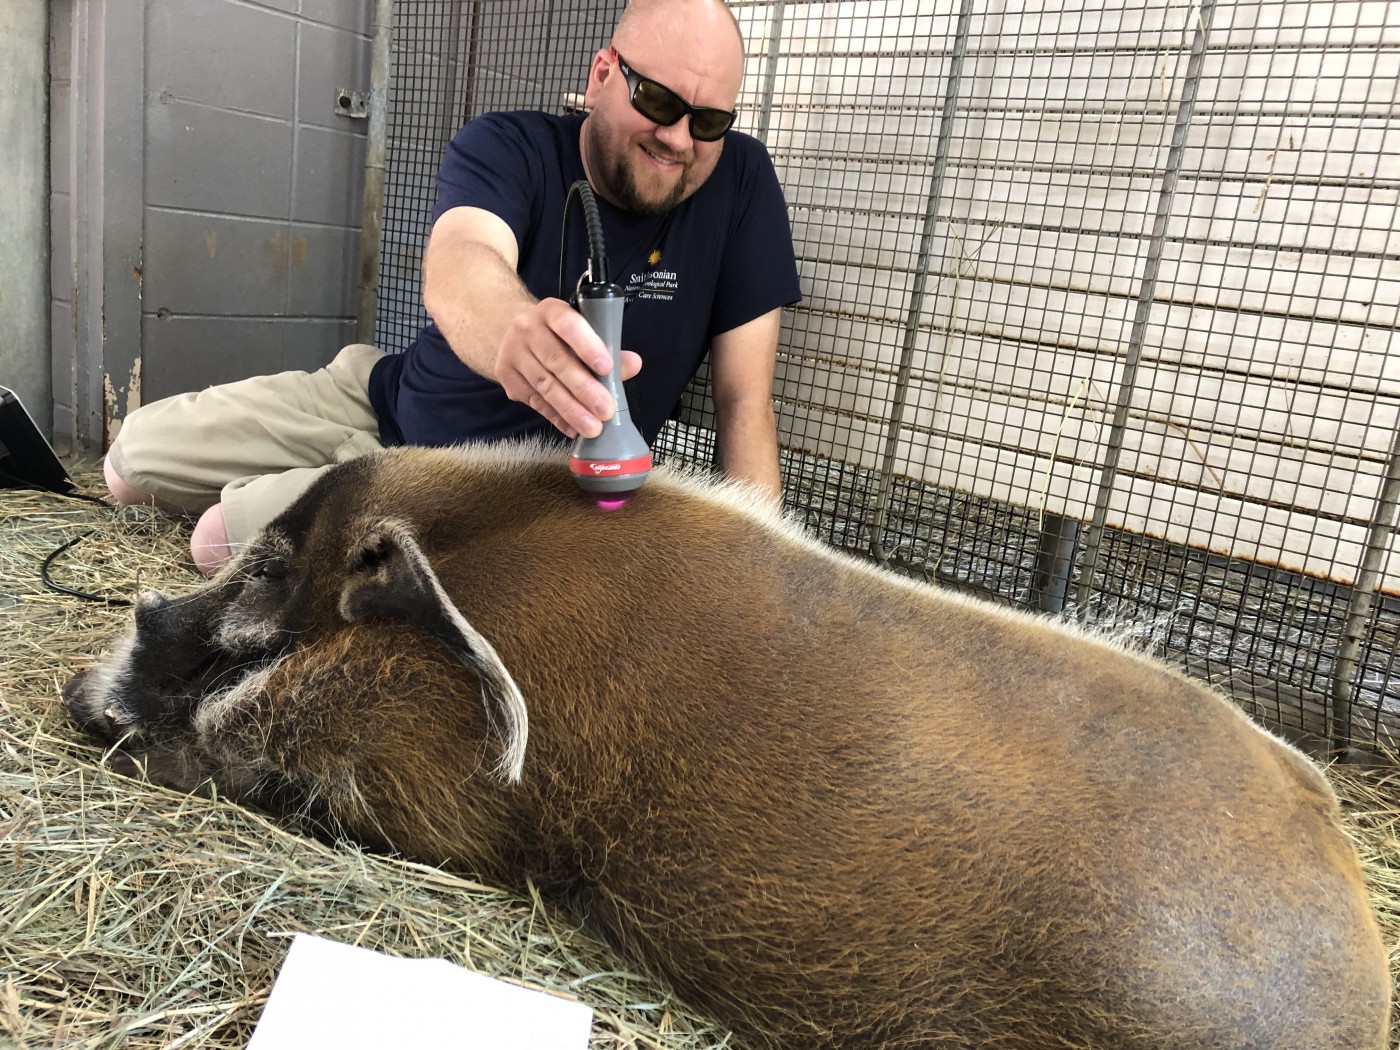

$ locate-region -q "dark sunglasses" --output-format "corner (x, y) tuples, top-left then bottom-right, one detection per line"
(610, 48), (736, 142)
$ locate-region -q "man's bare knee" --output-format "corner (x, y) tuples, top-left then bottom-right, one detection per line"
(103, 455), (151, 505)
(191, 504), (234, 577)
(103, 455), (187, 514)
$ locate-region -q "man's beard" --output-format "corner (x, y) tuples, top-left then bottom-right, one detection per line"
(606, 147), (689, 216)
(599, 140), (691, 217)
(586, 118), (693, 217)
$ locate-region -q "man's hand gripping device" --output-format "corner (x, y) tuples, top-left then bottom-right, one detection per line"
(562, 181), (652, 497)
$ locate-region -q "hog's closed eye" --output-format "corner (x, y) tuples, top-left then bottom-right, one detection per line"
(247, 556), (290, 581)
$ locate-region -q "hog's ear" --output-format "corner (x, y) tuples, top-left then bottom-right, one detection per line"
(338, 518), (527, 783)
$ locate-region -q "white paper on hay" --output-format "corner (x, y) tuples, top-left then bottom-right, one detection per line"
(247, 933), (593, 1049)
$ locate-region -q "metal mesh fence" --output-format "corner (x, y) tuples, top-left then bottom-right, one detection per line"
(374, 1), (623, 355)
(376, 0), (1400, 757)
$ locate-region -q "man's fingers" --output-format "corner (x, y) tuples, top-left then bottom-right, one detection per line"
(501, 364), (580, 438)
(503, 364), (601, 438)
(534, 362), (609, 437)
(542, 299), (614, 376)
(507, 350), (612, 437)
(496, 299), (631, 437)
(524, 393), (578, 440)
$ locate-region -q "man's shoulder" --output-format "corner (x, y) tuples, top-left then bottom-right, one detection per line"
(686, 129), (783, 217)
(710, 129), (784, 195)
(723, 128), (772, 156)
(719, 129), (777, 168)
(472, 109), (568, 132)
(453, 110), (582, 153)
(434, 110), (585, 231)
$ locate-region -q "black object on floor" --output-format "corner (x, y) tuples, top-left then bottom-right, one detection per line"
(0, 385), (74, 495)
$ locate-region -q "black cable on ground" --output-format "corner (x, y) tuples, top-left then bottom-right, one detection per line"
(2, 470), (135, 607)
(41, 530), (133, 607)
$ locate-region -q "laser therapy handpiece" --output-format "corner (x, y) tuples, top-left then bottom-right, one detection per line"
(567, 279), (653, 496)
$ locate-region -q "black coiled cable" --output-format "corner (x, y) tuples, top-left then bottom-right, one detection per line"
(558, 179), (610, 301)
(2, 465), (134, 607)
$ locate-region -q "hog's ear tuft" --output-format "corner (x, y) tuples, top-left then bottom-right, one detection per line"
(338, 519), (528, 783)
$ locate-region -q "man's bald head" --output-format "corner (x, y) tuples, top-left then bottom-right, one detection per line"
(612, 0), (744, 59)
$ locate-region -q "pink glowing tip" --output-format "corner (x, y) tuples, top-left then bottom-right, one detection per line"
(594, 497), (629, 511)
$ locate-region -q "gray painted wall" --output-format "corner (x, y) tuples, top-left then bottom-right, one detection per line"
(1, 2), (50, 435)
(50, 0), (372, 454)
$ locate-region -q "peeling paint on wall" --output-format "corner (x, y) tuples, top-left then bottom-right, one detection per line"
(127, 357), (142, 417)
(103, 373), (120, 447)
(103, 357), (143, 446)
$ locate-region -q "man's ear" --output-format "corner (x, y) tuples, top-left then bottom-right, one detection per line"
(582, 48), (611, 109)
(338, 519), (528, 783)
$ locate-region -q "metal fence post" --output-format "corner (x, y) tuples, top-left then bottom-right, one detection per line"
(868, 0), (976, 565)
(356, 0), (394, 344)
(1331, 421), (1400, 755)
(1072, 0), (1218, 618)
(754, 1), (785, 145)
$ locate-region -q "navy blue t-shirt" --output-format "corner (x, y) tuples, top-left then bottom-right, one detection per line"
(368, 112), (802, 447)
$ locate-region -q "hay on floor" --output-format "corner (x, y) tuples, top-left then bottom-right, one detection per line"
(2, 467), (1397, 1048)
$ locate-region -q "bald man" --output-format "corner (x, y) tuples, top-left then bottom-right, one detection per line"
(105, 0), (801, 574)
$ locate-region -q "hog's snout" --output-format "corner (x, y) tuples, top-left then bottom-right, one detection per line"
(60, 576), (285, 774)
(62, 667), (130, 745)
(132, 590), (173, 629)
(60, 667), (93, 722)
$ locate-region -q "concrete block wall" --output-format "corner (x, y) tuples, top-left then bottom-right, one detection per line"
(1, 2), (50, 435)
(141, 0), (372, 398)
(50, 0), (373, 451)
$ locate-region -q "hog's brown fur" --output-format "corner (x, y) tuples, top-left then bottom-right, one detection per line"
(66, 443), (1391, 1049)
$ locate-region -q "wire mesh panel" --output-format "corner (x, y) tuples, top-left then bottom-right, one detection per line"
(376, 0), (1400, 756)
(375, 1), (623, 354)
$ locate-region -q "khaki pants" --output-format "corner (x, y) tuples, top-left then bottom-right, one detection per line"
(107, 344), (385, 547)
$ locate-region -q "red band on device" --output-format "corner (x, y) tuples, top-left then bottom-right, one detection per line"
(568, 454), (653, 477)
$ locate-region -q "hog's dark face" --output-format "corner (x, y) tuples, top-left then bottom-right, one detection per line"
(62, 467), (529, 804)
(61, 533), (317, 796)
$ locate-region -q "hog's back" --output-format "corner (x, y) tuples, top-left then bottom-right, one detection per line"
(442, 480), (1391, 1049)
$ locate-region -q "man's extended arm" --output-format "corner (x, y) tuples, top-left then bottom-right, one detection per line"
(710, 307), (784, 504)
(421, 205), (639, 439)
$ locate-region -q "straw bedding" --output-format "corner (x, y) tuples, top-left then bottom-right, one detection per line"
(2, 467), (1397, 1048)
